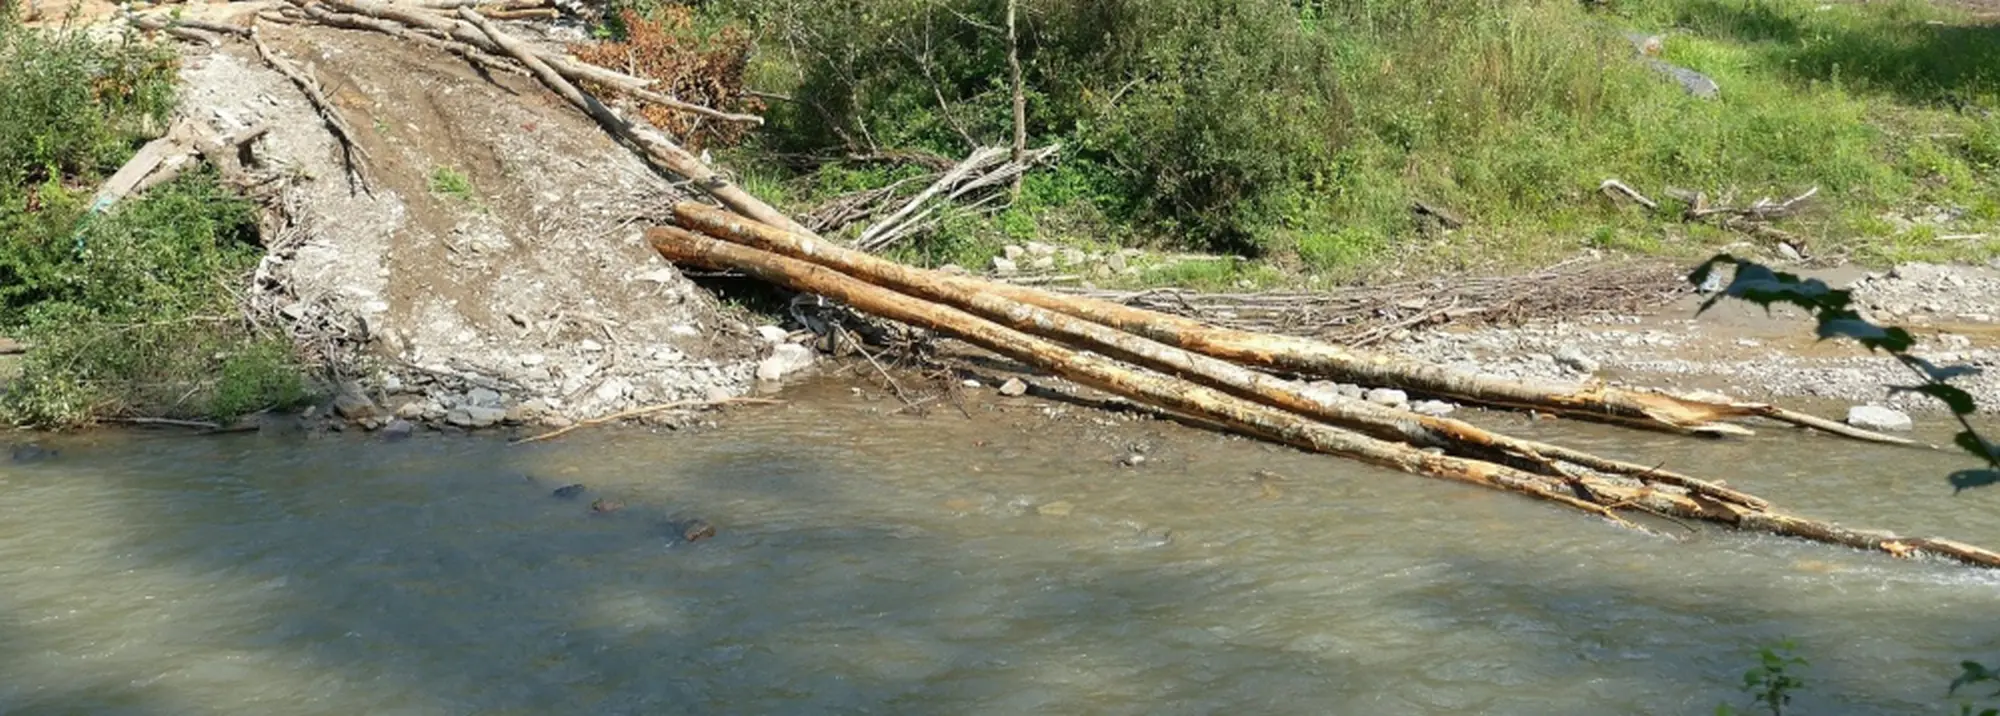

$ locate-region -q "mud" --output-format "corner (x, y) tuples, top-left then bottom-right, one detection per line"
(169, 22), (766, 428)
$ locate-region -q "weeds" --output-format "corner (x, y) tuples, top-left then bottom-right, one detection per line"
(0, 16), (313, 428)
(686, 0), (1998, 273)
(427, 165), (479, 204)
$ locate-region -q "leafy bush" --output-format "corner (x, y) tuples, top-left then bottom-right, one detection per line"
(0, 17), (312, 428)
(694, 0), (2000, 266)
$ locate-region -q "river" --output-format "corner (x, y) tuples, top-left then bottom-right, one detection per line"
(2, 379), (1996, 715)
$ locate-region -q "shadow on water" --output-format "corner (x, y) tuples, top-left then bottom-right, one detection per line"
(3, 403), (1998, 714)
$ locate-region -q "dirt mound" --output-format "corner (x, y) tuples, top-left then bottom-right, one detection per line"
(174, 24), (762, 424)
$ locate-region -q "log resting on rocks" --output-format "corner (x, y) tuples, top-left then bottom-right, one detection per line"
(669, 202), (1908, 446)
(648, 224), (2000, 569)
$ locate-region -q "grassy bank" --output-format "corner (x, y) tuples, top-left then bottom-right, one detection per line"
(0, 15), (311, 428)
(631, 0), (1999, 285)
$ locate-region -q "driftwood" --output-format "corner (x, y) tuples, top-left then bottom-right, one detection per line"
(660, 208), (1763, 506)
(851, 143), (1059, 251)
(301, 5), (526, 75)
(449, 7), (806, 235)
(509, 397), (783, 444)
(87, 120), (271, 213)
(672, 202), (1910, 446)
(649, 223), (2000, 568)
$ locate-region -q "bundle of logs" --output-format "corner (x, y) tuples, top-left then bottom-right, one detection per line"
(652, 205), (2000, 569)
(140, 1), (2000, 568)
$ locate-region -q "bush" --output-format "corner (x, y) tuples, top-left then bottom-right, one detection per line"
(0, 17), (313, 428)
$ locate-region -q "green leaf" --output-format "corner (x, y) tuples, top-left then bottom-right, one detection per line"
(1952, 661), (1998, 695)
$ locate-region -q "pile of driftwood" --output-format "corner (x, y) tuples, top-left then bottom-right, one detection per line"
(124, 3), (2000, 568)
(654, 205), (2000, 569)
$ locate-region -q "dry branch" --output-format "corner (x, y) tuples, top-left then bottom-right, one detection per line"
(251, 27), (371, 191)
(448, 6), (807, 235)
(672, 203), (1907, 446)
(509, 397), (782, 444)
(648, 223), (2000, 568)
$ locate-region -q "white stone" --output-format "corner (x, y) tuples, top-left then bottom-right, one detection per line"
(579, 339), (605, 352)
(594, 379), (631, 403)
(991, 257), (1019, 276)
(1364, 388), (1409, 407)
(1846, 405), (1913, 432)
(756, 343), (815, 382)
(1410, 400), (1456, 417)
(1555, 346), (1601, 374)
(1025, 241), (1056, 257)
(998, 378), (1029, 397)
(1002, 245), (1026, 261)
(755, 325), (789, 343)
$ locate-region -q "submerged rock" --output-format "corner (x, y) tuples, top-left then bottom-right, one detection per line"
(1846, 405), (1913, 432)
(679, 519), (717, 542)
(445, 405), (507, 428)
(9, 443), (56, 463)
(552, 483), (587, 499)
(380, 419), (416, 440)
(1410, 400), (1456, 417)
(590, 498), (624, 514)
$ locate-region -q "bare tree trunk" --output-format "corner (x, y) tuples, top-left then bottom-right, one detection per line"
(1005, 0), (1025, 197)
(648, 223), (2000, 569)
(669, 202), (1898, 444)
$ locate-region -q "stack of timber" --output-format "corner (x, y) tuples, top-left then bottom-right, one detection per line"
(654, 205), (2000, 570)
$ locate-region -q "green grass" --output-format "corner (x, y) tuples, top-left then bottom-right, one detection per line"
(0, 15), (315, 428)
(427, 166), (480, 206)
(693, 0), (2000, 281)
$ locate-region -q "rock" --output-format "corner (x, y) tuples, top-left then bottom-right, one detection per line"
(380, 419), (416, 440)
(1106, 252), (1128, 272)
(1025, 241), (1056, 257)
(381, 373), (405, 394)
(755, 325), (789, 343)
(395, 401), (426, 420)
(594, 379), (632, 403)
(503, 404), (534, 425)
(1029, 256), (1056, 272)
(1846, 405), (1913, 432)
(756, 343), (814, 382)
(446, 405), (507, 428)
(1554, 346), (1601, 374)
(1003, 244), (1026, 261)
(550, 484), (587, 499)
(467, 387), (503, 407)
(1036, 500), (1075, 517)
(1335, 383), (1366, 399)
(1118, 452), (1147, 467)
(540, 415), (574, 428)
(1059, 248), (1087, 266)
(961, 379), (982, 389)
(939, 264), (969, 276)
(9, 443), (56, 463)
(519, 353), (547, 366)
(998, 378), (1029, 397)
(680, 518), (717, 542)
(1410, 400), (1456, 417)
(991, 256), (1019, 276)
(1364, 388), (1409, 407)
(1776, 242), (1803, 261)
(590, 498), (624, 514)
(705, 386), (735, 403)
(579, 339), (605, 352)
(332, 386), (379, 420)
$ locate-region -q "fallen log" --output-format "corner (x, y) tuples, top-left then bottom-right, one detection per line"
(251, 27), (371, 190)
(670, 203), (1905, 445)
(664, 208), (1764, 507)
(647, 224), (2000, 568)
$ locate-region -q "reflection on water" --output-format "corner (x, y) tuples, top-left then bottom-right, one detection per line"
(1, 380), (1996, 715)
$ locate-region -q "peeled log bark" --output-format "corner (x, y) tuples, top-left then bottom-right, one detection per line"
(648, 225), (2000, 569)
(664, 206), (1763, 508)
(670, 202), (1905, 445)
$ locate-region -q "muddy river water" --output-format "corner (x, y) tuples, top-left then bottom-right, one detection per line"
(3, 379), (1997, 715)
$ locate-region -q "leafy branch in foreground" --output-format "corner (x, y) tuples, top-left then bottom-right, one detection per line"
(1687, 254), (1999, 492)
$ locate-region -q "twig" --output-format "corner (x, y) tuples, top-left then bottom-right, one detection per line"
(104, 416), (224, 430)
(509, 397), (783, 444)
(1599, 179), (1659, 211)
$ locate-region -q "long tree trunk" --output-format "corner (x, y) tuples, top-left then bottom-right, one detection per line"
(665, 204), (1765, 506)
(670, 202), (1904, 445)
(648, 224), (2000, 569)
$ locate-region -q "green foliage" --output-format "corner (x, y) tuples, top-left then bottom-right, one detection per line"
(0, 20), (312, 428)
(1715, 639), (1808, 716)
(701, 0), (2000, 270)
(427, 166), (478, 204)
